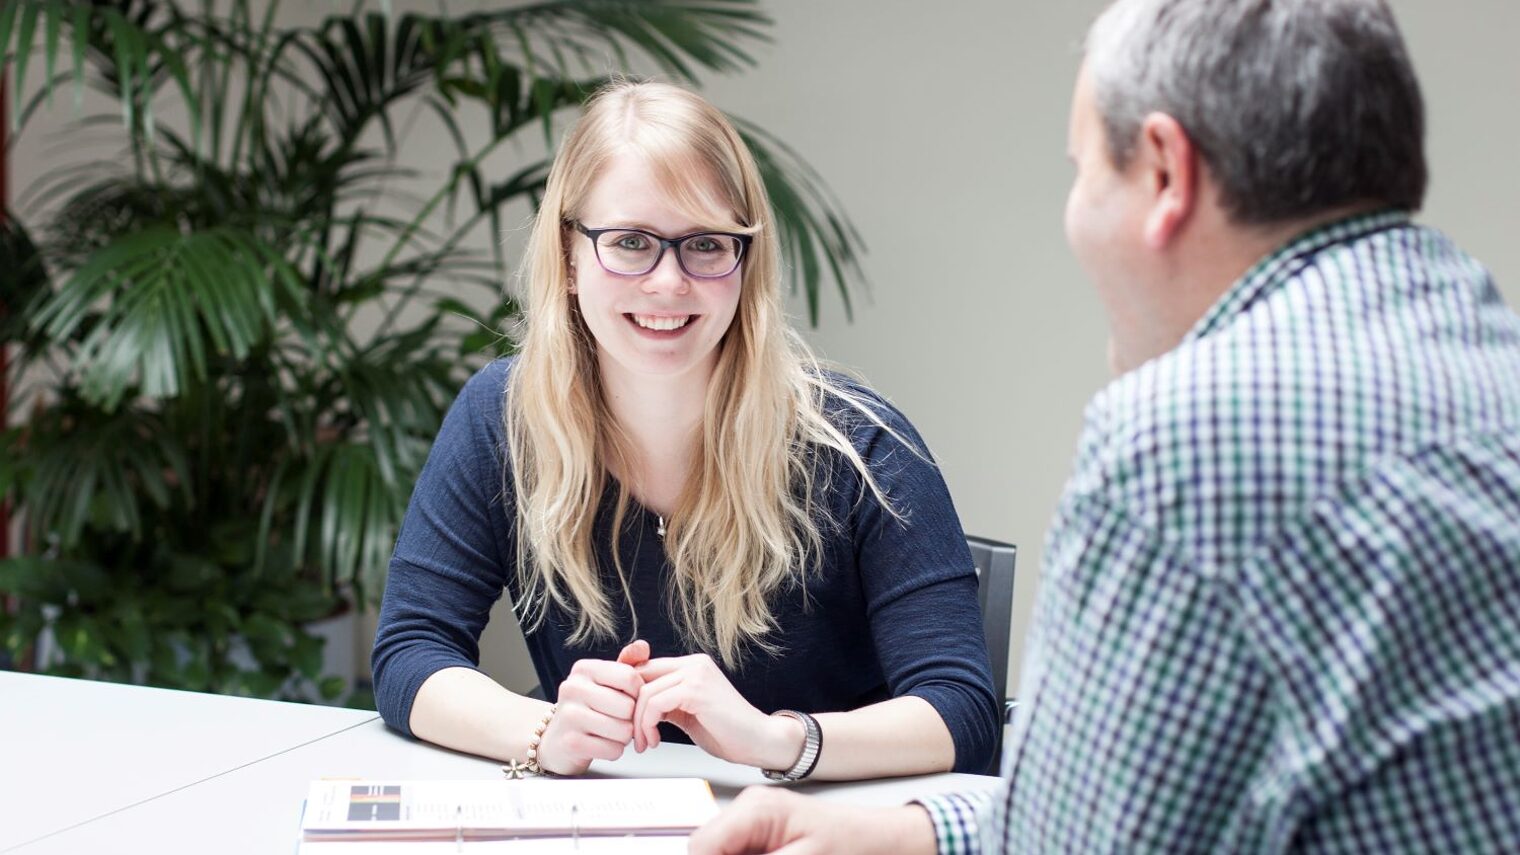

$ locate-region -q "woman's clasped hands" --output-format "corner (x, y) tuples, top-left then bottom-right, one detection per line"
(535, 639), (807, 776)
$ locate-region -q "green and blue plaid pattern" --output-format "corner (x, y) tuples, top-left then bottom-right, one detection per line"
(922, 211), (1520, 852)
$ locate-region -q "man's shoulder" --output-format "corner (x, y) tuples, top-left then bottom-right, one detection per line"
(1072, 243), (1520, 565)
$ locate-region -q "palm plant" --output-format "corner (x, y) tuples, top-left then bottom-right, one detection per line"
(0, 0), (863, 700)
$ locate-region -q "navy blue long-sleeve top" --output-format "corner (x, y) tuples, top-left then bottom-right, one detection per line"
(372, 358), (999, 773)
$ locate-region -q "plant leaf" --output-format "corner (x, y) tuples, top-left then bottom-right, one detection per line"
(32, 226), (299, 409)
(738, 120), (867, 324)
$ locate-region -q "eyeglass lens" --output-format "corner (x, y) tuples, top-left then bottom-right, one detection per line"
(593, 230), (745, 277)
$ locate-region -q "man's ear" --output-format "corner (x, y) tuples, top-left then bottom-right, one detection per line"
(1134, 112), (1199, 250)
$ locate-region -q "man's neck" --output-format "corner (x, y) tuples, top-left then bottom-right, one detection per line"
(1227, 201), (1387, 283)
(1115, 201), (1387, 373)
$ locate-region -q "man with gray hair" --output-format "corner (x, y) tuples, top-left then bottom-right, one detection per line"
(689, 0), (1520, 851)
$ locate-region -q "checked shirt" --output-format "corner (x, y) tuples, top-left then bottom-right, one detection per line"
(922, 210), (1520, 852)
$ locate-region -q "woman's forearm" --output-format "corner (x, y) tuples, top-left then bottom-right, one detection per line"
(752, 695), (955, 781)
(410, 668), (956, 781)
(408, 666), (553, 762)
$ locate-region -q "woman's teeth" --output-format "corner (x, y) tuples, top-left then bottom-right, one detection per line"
(632, 314), (692, 331)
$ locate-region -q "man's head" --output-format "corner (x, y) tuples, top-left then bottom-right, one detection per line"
(1066, 0), (1426, 373)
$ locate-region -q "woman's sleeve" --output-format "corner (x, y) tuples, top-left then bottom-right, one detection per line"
(851, 400), (1001, 774)
(371, 361), (515, 736)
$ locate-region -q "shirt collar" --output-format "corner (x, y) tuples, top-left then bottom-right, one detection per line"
(1183, 208), (1412, 343)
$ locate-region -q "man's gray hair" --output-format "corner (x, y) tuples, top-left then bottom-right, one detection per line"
(1085, 0), (1426, 224)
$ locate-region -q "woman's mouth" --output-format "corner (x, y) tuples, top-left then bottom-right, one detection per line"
(626, 313), (696, 336)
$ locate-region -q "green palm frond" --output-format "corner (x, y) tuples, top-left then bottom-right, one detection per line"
(293, 13), (435, 151)
(0, 1), (95, 120)
(462, 0), (771, 83)
(0, 217), (52, 349)
(9, 403), (191, 549)
(739, 121), (867, 323)
(331, 333), (456, 485)
(31, 225), (305, 409)
(3, 1), (190, 143)
(281, 440), (409, 599)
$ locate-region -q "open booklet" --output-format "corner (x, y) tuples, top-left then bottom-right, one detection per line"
(300, 778), (718, 845)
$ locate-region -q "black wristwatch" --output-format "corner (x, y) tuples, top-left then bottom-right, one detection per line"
(761, 710), (822, 782)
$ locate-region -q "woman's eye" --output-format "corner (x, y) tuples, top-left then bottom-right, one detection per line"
(689, 237), (720, 253)
(615, 235), (650, 250)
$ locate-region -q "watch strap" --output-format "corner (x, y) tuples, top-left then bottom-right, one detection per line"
(761, 709), (821, 782)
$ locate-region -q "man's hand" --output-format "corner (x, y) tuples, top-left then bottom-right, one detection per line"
(687, 787), (938, 855)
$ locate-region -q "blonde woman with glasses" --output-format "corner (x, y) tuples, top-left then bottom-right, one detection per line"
(372, 80), (999, 782)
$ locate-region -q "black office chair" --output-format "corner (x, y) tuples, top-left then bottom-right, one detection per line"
(966, 534), (1018, 769)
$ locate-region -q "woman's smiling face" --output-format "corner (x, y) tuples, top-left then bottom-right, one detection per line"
(569, 150), (744, 385)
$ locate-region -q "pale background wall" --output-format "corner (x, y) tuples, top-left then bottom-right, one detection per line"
(9, 1), (1520, 697)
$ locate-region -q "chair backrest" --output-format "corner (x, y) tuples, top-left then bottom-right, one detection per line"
(967, 535), (1017, 766)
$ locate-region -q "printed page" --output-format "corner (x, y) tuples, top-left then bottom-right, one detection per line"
(299, 835), (693, 853)
(301, 779), (717, 841)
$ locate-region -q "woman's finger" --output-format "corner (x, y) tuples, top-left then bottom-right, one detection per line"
(568, 657), (642, 697)
(560, 680), (637, 721)
(635, 674), (693, 752)
(558, 702), (636, 745)
(616, 639), (650, 666)
(543, 728), (628, 772)
(632, 669), (686, 751)
(634, 654), (699, 681)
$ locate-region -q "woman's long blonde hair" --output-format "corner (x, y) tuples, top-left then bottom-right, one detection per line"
(507, 80), (892, 668)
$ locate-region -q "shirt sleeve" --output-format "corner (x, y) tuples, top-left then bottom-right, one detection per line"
(917, 788), (1002, 855)
(848, 395), (1001, 774)
(371, 361), (514, 736)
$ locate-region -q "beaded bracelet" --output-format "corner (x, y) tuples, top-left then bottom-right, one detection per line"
(502, 704), (557, 779)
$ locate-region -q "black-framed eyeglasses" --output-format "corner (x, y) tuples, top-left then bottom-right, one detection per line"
(571, 221), (753, 279)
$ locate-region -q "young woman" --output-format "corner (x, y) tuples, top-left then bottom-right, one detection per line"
(371, 81), (999, 780)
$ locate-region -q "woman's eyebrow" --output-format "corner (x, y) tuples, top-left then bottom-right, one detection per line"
(595, 218), (718, 235)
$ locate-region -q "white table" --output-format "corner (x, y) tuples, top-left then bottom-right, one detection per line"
(0, 672), (377, 853)
(4, 675), (1004, 854)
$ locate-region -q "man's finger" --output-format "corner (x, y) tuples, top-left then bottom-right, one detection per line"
(688, 803), (766, 855)
(689, 789), (793, 855)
